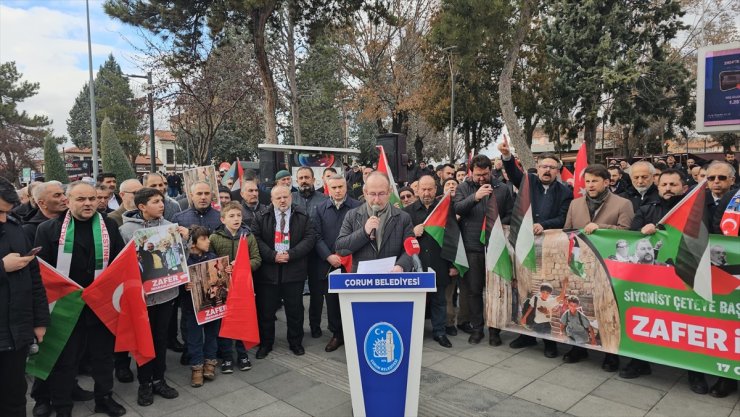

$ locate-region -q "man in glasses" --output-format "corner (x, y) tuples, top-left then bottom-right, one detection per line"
(336, 171), (414, 274)
(704, 161), (737, 227)
(399, 186), (417, 205)
(498, 143), (573, 358)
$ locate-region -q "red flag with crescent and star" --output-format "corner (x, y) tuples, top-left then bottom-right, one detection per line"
(81, 241), (155, 365)
(719, 189), (740, 236)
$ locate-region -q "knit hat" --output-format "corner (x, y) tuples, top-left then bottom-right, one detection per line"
(275, 170), (291, 180)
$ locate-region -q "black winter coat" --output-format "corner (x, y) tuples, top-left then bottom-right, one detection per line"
(0, 217), (49, 351)
(502, 157), (573, 229)
(251, 205), (317, 285)
(454, 177), (514, 253)
(630, 196), (683, 231)
(619, 184), (660, 213)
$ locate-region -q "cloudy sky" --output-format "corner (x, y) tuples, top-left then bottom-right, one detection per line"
(0, 0), (160, 140)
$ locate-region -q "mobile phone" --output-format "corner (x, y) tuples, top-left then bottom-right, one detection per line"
(25, 247), (42, 257)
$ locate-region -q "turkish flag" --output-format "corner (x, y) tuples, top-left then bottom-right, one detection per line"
(219, 236), (260, 349)
(338, 253), (353, 273)
(561, 166), (573, 183)
(81, 242), (155, 365)
(573, 145), (587, 198)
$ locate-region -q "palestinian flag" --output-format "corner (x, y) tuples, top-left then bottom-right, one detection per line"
(508, 172), (536, 271)
(567, 232), (586, 279)
(573, 145), (587, 198)
(480, 192), (513, 280)
(231, 158), (244, 192)
(82, 242), (155, 365)
(658, 181), (712, 301)
(423, 192), (469, 276)
(26, 259), (85, 380)
(219, 236), (260, 349)
(376, 145), (402, 207)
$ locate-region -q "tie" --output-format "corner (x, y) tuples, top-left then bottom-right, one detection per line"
(280, 212), (286, 234)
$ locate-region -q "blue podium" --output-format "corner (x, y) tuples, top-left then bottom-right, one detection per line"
(328, 271), (436, 417)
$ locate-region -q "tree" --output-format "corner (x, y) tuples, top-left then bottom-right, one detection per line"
(713, 133), (739, 152)
(0, 61), (50, 182)
(104, 0), (375, 146)
(43, 135), (68, 183)
(66, 55), (143, 164)
(543, 0), (687, 163)
(100, 117), (135, 181)
(295, 32), (345, 148)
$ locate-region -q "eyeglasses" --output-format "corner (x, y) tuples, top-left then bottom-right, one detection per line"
(400, 194), (413, 200)
(707, 175), (729, 181)
(366, 192), (389, 198)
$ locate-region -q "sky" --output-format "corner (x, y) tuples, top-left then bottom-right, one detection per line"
(0, 0), (160, 140)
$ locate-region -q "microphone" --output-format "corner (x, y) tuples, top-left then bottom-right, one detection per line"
(369, 204), (380, 240)
(403, 237), (423, 272)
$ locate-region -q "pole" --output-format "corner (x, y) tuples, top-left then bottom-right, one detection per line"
(147, 72), (156, 173)
(85, 0), (99, 180)
(449, 56), (455, 163)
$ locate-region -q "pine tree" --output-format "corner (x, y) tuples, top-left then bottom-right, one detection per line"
(66, 55), (142, 163)
(100, 117), (135, 181)
(43, 135), (68, 183)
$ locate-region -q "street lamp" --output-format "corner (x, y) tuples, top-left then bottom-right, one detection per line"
(85, 0), (98, 180)
(442, 46), (457, 163)
(125, 72), (156, 173)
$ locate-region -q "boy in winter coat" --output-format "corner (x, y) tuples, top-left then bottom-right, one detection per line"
(119, 188), (187, 407)
(209, 201), (261, 373)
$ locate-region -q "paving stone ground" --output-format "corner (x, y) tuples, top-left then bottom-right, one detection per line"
(26, 302), (739, 417)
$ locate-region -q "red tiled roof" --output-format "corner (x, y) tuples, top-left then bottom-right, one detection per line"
(135, 155), (163, 165)
(143, 130), (176, 142)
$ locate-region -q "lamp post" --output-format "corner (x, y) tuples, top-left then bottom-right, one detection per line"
(125, 72), (156, 172)
(442, 46), (457, 163)
(85, 0), (98, 180)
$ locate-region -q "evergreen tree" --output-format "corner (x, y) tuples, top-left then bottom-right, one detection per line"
(66, 55), (142, 163)
(100, 117), (135, 181)
(43, 135), (68, 183)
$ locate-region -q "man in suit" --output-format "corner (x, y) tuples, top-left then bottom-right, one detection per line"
(312, 174), (362, 352)
(252, 185), (317, 359)
(564, 164), (634, 372)
(335, 171), (414, 273)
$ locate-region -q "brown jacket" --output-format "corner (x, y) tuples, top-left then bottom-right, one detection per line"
(564, 192), (634, 230)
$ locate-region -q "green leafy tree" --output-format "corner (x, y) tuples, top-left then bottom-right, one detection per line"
(67, 55), (143, 164)
(100, 117), (135, 181)
(0, 61), (50, 182)
(296, 33), (344, 148)
(43, 135), (68, 183)
(543, 0), (686, 163)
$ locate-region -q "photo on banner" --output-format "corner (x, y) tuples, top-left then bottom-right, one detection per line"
(132, 224), (190, 294)
(183, 165), (221, 210)
(189, 256), (231, 325)
(485, 228), (740, 379)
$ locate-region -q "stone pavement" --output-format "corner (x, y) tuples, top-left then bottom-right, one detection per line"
(26, 304), (739, 417)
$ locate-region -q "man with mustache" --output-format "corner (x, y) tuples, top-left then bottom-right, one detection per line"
(620, 161), (660, 212)
(499, 143), (573, 358)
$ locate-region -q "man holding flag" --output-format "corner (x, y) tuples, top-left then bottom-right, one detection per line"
(312, 174), (362, 352)
(405, 175), (464, 348)
(454, 154), (514, 345)
(499, 142), (573, 358)
(33, 181), (127, 417)
(0, 176), (49, 417)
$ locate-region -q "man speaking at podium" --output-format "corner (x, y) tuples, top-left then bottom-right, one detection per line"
(336, 171), (414, 273)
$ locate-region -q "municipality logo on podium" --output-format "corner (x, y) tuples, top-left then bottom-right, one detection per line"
(363, 322), (403, 375)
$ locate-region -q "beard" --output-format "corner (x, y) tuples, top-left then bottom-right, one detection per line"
(634, 185), (650, 194)
(299, 184), (314, 197)
(637, 253), (654, 264)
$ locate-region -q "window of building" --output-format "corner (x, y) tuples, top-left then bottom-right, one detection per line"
(166, 149), (174, 165)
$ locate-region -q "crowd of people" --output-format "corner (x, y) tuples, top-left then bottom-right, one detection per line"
(1, 149), (738, 417)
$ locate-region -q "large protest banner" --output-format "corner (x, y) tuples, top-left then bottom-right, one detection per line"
(485, 228), (739, 380)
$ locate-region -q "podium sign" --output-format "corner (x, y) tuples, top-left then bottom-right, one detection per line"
(329, 272), (436, 417)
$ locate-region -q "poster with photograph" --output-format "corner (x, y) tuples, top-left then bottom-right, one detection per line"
(183, 165), (221, 210)
(189, 256), (231, 325)
(132, 224), (190, 294)
(485, 228), (740, 380)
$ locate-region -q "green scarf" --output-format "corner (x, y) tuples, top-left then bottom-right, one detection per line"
(56, 211), (110, 277)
